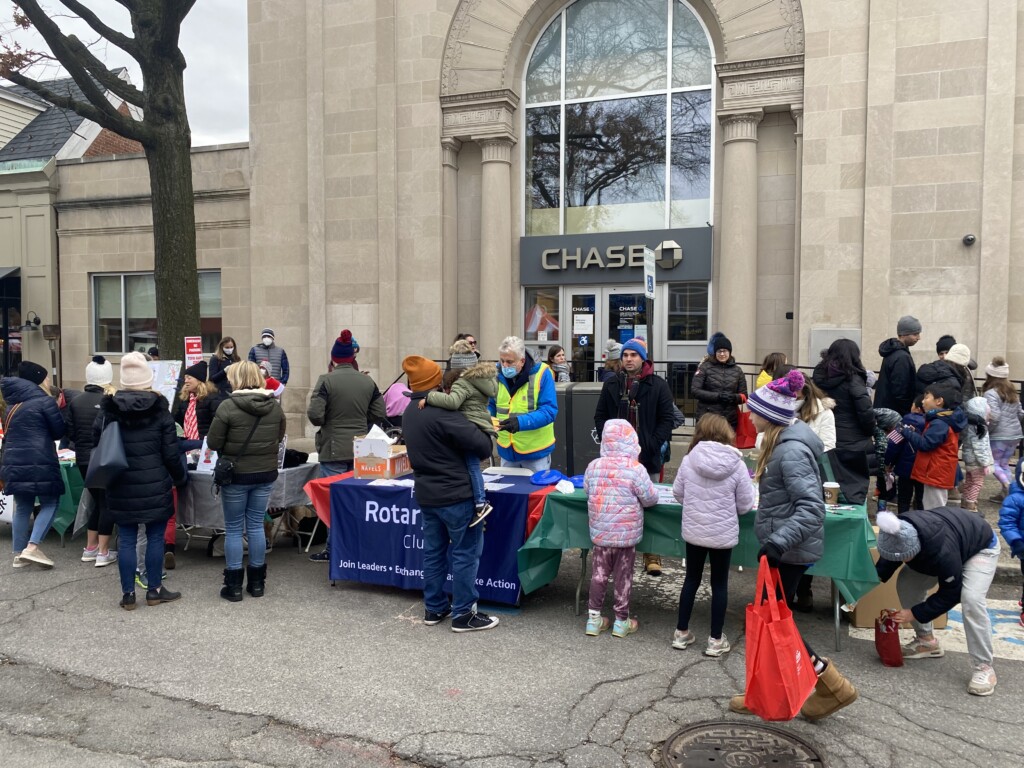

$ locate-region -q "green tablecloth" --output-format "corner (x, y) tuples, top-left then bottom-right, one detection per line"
(53, 461), (86, 538)
(517, 490), (879, 604)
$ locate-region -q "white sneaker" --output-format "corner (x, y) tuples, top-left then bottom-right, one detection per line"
(81, 547), (99, 562)
(968, 664), (996, 696)
(13, 554), (30, 569)
(704, 634), (731, 657)
(671, 629), (696, 650)
(18, 548), (54, 568)
(95, 551), (118, 568)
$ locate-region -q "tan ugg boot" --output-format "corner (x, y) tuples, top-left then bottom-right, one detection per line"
(961, 500), (978, 512)
(643, 553), (663, 576)
(801, 660), (858, 721)
(728, 693), (753, 715)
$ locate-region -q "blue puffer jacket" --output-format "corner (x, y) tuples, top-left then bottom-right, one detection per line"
(998, 458), (1024, 558)
(754, 419), (825, 564)
(1, 377), (66, 497)
(884, 412), (925, 478)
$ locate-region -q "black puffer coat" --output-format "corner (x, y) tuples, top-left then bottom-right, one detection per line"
(66, 384), (106, 472)
(95, 391), (187, 525)
(0, 377), (66, 497)
(594, 362), (675, 473)
(691, 357), (747, 426)
(916, 359), (976, 405)
(875, 338), (916, 415)
(812, 362), (875, 451)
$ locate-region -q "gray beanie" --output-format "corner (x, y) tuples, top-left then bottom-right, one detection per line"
(897, 315), (922, 335)
(876, 511), (922, 561)
(605, 338), (622, 359)
(449, 338), (478, 370)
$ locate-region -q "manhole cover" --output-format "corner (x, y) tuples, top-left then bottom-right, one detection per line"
(661, 720), (825, 767)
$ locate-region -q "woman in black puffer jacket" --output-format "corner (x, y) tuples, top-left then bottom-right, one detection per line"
(1, 362), (66, 568)
(692, 334), (748, 428)
(812, 339), (876, 504)
(95, 353), (187, 611)
(66, 356), (118, 567)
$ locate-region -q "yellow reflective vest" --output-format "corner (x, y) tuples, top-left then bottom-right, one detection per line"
(495, 363), (555, 456)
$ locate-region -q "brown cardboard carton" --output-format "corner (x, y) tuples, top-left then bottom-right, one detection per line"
(851, 543), (947, 629)
(352, 435), (413, 479)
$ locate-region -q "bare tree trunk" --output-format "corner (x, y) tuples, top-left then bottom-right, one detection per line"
(146, 127), (199, 360)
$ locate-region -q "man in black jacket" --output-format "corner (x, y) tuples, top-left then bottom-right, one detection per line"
(401, 355), (498, 633)
(874, 315), (921, 415)
(875, 507), (999, 696)
(594, 338), (674, 574)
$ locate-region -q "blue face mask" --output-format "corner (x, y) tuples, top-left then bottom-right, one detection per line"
(501, 365), (518, 379)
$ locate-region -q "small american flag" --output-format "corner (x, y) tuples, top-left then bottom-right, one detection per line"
(887, 429), (903, 444)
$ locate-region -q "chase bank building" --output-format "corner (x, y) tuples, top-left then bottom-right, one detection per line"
(240, 0), (1018, 407)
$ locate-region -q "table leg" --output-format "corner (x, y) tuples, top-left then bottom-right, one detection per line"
(831, 579), (842, 652)
(575, 549), (589, 616)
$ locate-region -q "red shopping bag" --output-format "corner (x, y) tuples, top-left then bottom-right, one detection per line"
(744, 557), (819, 721)
(735, 408), (757, 449)
(875, 609), (904, 667)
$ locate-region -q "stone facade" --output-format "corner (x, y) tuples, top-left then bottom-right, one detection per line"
(43, 0), (1023, 426)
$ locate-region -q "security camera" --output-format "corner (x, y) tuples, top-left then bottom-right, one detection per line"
(962, 234), (976, 246)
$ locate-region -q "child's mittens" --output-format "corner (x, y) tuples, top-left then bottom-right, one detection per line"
(1010, 540), (1024, 559)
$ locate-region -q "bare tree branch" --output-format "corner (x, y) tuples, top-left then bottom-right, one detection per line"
(52, 0), (138, 58)
(11, 0), (126, 125)
(4, 70), (153, 144)
(64, 34), (144, 106)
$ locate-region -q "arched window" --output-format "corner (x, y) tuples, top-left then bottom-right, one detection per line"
(524, 0), (713, 236)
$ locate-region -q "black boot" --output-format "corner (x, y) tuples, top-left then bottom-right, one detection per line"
(246, 564), (267, 598)
(220, 568), (244, 602)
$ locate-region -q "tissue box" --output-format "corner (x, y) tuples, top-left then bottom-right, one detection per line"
(353, 435), (412, 479)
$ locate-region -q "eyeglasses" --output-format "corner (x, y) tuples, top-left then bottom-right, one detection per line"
(467, 339), (477, 346)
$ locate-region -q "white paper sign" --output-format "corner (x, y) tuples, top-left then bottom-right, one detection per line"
(195, 437), (218, 474)
(573, 314), (593, 334)
(0, 492), (14, 524)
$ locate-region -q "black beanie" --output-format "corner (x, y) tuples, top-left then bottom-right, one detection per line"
(936, 335), (956, 355)
(184, 361), (208, 381)
(18, 360), (48, 385)
(713, 335), (733, 353)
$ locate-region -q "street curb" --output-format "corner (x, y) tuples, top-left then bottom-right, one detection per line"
(995, 561), (1022, 586)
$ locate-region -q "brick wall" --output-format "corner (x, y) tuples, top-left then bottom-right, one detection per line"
(83, 127), (143, 157)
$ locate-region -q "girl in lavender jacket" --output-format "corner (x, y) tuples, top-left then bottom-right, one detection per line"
(671, 414), (756, 656)
(583, 419), (659, 638)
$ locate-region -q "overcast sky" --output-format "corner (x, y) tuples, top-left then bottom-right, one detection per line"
(2, 1), (249, 147)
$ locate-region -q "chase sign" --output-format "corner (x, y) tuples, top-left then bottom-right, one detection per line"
(519, 227), (711, 286)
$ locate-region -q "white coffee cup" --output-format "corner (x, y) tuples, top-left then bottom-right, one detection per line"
(823, 482), (840, 505)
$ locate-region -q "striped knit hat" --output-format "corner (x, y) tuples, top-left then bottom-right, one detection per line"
(747, 369), (805, 426)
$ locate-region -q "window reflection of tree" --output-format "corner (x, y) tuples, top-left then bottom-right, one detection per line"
(672, 5), (713, 88)
(526, 19), (561, 103)
(671, 92), (712, 201)
(565, 0), (667, 100)
(565, 97), (665, 210)
(526, 107), (560, 213)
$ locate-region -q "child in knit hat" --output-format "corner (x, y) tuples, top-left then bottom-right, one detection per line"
(730, 369), (858, 721)
(875, 507), (1000, 696)
(419, 339), (499, 526)
(982, 357), (1023, 501)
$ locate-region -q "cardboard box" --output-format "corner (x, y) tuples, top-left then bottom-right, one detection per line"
(851, 544), (947, 629)
(353, 435), (412, 479)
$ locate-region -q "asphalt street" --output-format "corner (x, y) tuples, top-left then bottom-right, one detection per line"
(1, 514), (1022, 768)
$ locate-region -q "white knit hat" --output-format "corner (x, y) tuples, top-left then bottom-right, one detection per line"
(119, 351), (154, 390)
(945, 343), (971, 367)
(85, 355), (113, 386)
(985, 358), (1010, 379)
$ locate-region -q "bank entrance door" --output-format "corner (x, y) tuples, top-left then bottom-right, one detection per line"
(565, 286), (651, 382)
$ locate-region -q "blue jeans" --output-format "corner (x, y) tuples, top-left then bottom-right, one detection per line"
(118, 521), (165, 594)
(220, 481), (273, 570)
(421, 498), (483, 618)
(319, 460), (353, 479)
(12, 495), (59, 552)
(465, 455), (485, 504)
(500, 455), (551, 472)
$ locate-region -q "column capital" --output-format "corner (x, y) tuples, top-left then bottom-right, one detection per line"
(475, 135), (515, 164)
(441, 137), (462, 169)
(719, 110), (764, 144)
(791, 105), (803, 137)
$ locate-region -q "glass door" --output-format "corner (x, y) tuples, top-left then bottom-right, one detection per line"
(606, 287), (649, 351)
(567, 292), (598, 382)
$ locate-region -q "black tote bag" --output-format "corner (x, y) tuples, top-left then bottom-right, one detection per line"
(85, 420), (129, 489)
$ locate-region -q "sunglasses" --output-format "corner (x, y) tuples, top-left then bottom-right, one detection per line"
(467, 339), (477, 346)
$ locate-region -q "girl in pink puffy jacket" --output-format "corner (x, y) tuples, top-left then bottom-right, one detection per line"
(583, 419), (659, 638)
(671, 414), (756, 657)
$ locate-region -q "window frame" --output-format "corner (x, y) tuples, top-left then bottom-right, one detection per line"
(521, 0), (717, 236)
(90, 270), (222, 356)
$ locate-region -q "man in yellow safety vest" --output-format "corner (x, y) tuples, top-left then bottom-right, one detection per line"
(489, 336), (558, 472)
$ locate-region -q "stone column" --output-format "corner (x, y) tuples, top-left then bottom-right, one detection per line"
(441, 138), (462, 349)
(718, 110), (762, 363)
(476, 136), (515, 355)
(790, 106), (803, 362)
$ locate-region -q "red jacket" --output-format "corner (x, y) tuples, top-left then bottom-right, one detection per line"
(907, 408), (966, 489)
